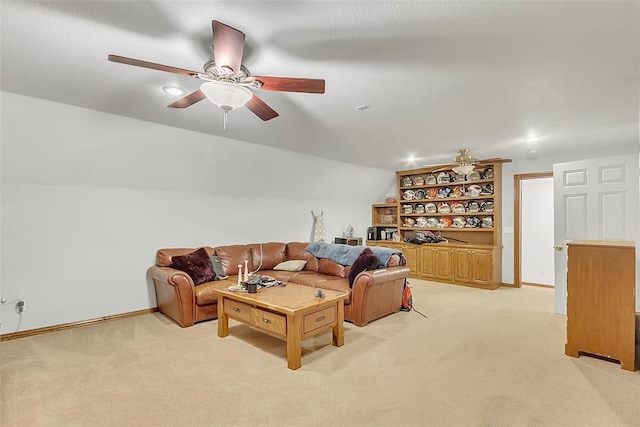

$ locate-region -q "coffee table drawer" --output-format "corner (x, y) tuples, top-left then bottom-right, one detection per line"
(303, 306), (336, 334)
(251, 307), (286, 337)
(224, 299), (251, 322)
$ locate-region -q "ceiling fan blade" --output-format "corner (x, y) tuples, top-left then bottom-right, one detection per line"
(245, 95), (279, 121)
(248, 76), (325, 94)
(108, 54), (200, 77)
(167, 90), (206, 108)
(212, 20), (245, 76)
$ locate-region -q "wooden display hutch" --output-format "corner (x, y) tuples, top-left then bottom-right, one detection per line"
(368, 161), (507, 290)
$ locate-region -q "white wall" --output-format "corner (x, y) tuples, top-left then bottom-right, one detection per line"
(0, 92), (395, 332)
(521, 178), (554, 286)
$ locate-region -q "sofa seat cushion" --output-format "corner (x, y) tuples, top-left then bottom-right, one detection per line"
(194, 282), (220, 306)
(287, 272), (337, 287)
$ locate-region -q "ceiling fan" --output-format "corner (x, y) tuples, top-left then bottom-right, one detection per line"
(433, 149), (504, 175)
(108, 20), (325, 128)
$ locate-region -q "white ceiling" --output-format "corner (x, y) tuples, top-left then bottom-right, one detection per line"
(1, 1), (638, 170)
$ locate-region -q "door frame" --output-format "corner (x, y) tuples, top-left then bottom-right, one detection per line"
(513, 172), (553, 288)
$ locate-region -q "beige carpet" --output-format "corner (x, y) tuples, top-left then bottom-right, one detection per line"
(2, 279), (639, 427)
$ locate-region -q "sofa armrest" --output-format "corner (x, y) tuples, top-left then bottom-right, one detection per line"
(349, 266), (410, 326)
(147, 266), (197, 327)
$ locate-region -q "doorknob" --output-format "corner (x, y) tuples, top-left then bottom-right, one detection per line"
(554, 245), (564, 251)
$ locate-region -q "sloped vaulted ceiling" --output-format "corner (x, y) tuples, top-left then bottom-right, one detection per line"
(1, 1), (638, 170)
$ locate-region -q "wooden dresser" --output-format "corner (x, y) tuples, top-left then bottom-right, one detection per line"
(565, 240), (636, 371)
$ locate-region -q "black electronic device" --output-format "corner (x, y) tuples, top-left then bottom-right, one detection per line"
(210, 255), (228, 280)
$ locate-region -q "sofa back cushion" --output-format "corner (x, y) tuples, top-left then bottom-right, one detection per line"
(156, 247), (215, 267)
(285, 242), (319, 271)
(317, 258), (346, 278)
(248, 242), (286, 270)
(214, 245), (252, 275)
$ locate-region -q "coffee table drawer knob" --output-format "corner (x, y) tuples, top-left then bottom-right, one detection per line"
(316, 316), (326, 322)
(233, 307), (241, 313)
(262, 318), (271, 324)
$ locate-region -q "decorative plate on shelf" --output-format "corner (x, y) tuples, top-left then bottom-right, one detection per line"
(437, 217), (452, 228)
(426, 188), (438, 199)
(437, 187), (452, 198)
(466, 171), (481, 181)
(466, 184), (482, 196)
(437, 202), (451, 213)
(466, 201), (480, 212)
(416, 216), (428, 227)
(437, 172), (451, 184)
(401, 176), (413, 187)
(403, 217), (416, 227)
(465, 216), (481, 228)
(402, 190), (415, 200)
(426, 217), (439, 228)
(402, 204), (414, 214)
(425, 174), (437, 184)
(452, 216), (466, 228)
(481, 183), (494, 195)
(425, 202), (438, 213)
(451, 202), (466, 213)
(481, 217), (493, 228)
(452, 185), (465, 197)
(414, 204), (425, 214)
(415, 189), (427, 199)
(481, 167), (494, 179)
(480, 201), (494, 212)
(413, 175), (425, 186)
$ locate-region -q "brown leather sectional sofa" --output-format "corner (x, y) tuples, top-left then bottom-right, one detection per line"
(147, 242), (410, 327)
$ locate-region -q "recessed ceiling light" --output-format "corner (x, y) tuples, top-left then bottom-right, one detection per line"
(163, 86), (186, 96)
(355, 104), (370, 111)
(524, 135), (541, 143)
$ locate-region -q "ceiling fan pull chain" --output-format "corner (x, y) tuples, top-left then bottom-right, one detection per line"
(223, 109), (228, 130)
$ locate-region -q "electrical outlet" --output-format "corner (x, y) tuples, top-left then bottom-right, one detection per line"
(16, 300), (25, 313)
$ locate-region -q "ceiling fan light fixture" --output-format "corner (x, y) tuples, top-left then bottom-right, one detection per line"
(200, 81), (252, 110)
(452, 164), (475, 175)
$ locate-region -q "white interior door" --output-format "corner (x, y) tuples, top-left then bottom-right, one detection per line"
(553, 153), (638, 315)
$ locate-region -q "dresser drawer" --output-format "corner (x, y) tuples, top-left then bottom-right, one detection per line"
(303, 306), (336, 334)
(251, 307), (286, 337)
(224, 299), (251, 322)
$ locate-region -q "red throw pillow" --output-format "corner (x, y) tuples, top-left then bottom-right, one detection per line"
(348, 248), (380, 287)
(170, 247), (216, 286)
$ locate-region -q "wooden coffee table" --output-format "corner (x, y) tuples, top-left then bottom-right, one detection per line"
(211, 281), (347, 370)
